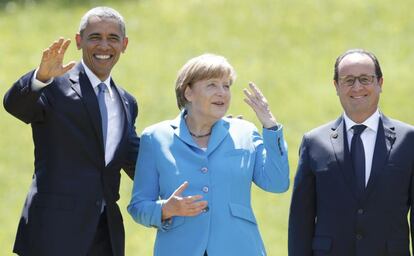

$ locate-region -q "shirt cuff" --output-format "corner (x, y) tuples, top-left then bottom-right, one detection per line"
(31, 68), (54, 91)
(264, 124), (281, 131)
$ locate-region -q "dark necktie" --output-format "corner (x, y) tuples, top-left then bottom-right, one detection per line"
(97, 83), (108, 147)
(351, 124), (367, 195)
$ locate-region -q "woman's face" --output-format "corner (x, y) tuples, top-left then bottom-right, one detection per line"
(184, 76), (231, 123)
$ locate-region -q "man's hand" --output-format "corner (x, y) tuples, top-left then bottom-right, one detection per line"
(36, 38), (76, 82)
(161, 181), (208, 220)
(243, 82), (278, 129)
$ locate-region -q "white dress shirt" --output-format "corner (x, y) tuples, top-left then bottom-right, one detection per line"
(82, 61), (124, 166)
(343, 109), (380, 186)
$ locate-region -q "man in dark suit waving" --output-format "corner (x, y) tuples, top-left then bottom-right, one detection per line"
(3, 6), (139, 256)
(288, 49), (414, 256)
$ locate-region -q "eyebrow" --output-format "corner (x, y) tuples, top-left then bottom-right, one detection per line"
(87, 32), (121, 39)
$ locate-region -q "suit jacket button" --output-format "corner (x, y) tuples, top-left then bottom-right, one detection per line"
(356, 234), (363, 240)
(331, 133), (338, 139)
(201, 167), (208, 174)
(202, 206), (209, 213)
(357, 208), (364, 214)
(202, 186), (209, 193)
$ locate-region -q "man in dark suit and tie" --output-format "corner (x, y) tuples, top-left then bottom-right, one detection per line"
(3, 6), (139, 256)
(288, 49), (414, 256)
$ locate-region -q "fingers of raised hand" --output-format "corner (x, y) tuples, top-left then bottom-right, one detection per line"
(243, 89), (269, 113)
(60, 39), (71, 54)
(249, 82), (269, 106)
(48, 38), (64, 55)
(44, 38), (70, 58)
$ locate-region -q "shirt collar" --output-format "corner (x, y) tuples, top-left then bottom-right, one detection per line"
(81, 60), (113, 96)
(343, 109), (380, 133)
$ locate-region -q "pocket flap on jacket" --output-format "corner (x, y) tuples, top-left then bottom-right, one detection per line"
(312, 236), (332, 251)
(229, 203), (257, 224)
(387, 240), (409, 254)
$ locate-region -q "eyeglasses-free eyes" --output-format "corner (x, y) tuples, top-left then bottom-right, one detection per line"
(339, 75), (377, 87)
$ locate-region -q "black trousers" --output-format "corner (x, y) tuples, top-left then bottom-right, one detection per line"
(87, 209), (113, 256)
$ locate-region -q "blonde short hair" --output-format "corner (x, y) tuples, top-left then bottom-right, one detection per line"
(175, 53), (236, 110)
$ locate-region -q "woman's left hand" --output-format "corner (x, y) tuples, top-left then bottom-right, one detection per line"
(243, 82), (278, 128)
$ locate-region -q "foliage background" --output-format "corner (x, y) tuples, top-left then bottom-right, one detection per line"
(0, 0), (413, 255)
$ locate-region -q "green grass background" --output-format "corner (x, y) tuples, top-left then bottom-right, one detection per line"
(0, 0), (413, 255)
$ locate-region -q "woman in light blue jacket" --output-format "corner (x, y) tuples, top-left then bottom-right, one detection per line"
(128, 53), (289, 256)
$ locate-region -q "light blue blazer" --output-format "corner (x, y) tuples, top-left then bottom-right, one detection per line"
(128, 111), (289, 256)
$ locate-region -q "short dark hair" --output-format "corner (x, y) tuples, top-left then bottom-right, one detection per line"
(79, 6), (126, 37)
(333, 49), (382, 82)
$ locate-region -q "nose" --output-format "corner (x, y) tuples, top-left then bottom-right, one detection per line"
(352, 80), (364, 90)
(216, 85), (229, 96)
(97, 39), (110, 49)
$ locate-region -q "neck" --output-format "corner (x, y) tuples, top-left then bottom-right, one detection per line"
(346, 109), (376, 124)
(185, 113), (214, 138)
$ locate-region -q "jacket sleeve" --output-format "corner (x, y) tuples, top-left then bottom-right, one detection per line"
(122, 96), (140, 179)
(3, 70), (48, 124)
(127, 130), (165, 230)
(288, 135), (315, 256)
(252, 125), (290, 193)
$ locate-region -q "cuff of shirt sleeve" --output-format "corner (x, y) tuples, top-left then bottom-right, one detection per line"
(264, 123), (282, 131)
(31, 68), (53, 91)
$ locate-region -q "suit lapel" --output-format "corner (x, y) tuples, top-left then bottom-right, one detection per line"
(171, 111), (200, 149)
(363, 114), (396, 202)
(206, 119), (229, 156)
(170, 111), (229, 153)
(330, 116), (358, 199)
(69, 64), (105, 153)
(113, 82), (132, 127)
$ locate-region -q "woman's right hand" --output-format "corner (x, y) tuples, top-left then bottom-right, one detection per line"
(161, 181), (208, 220)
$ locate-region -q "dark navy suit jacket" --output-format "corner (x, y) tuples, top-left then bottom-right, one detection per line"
(3, 63), (139, 256)
(288, 114), (414, 256)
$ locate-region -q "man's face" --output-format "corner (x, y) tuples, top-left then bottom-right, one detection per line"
(76, 16), (128, 81)
(334, 53), (383, 122)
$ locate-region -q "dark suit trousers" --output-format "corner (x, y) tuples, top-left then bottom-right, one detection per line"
(87, 208), (113, 256)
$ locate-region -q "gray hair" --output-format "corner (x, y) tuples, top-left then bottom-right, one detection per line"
(79, 6), (126, 37)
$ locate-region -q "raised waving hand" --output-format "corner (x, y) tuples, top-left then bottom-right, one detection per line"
(243, 82), (278, 128)
(36, 38), (76, 82)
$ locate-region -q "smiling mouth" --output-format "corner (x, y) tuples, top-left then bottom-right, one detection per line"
(94, 54), (112, 60)
(212, 102), (225, 106)
(351, 95), (367, 99)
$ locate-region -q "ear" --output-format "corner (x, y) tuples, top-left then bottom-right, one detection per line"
(333, 80), (339, 96)
(122, 36), (129, 53)
(184, 86), (193, 102)
(75, 33), (82, 50)
(378, 77), (383, 93)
